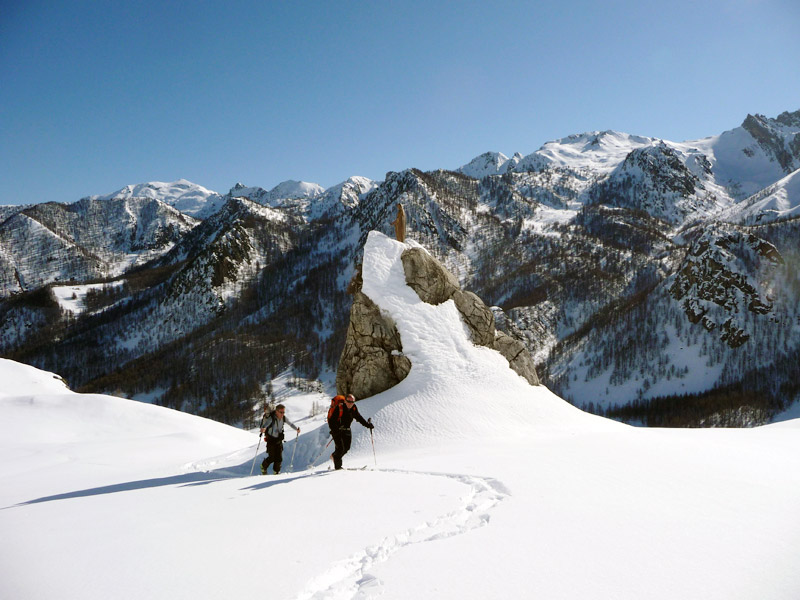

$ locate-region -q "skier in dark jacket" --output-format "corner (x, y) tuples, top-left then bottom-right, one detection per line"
(328, 394), (373, 470)
(260, 404), (299, 475)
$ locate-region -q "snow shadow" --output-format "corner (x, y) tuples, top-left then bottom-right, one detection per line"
(239, 470), (333, 493)
(4, 462), (327, 509)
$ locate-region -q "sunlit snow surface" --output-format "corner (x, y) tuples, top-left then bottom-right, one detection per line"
(50, 281), (124, 315)
(2, 233), (799, 600)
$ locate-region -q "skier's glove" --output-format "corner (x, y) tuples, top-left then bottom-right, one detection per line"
(367, 422), (374, 430)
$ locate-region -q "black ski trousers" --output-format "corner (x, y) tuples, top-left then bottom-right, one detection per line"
(261, 435), (284, 473)
(331, 428), (352, 470)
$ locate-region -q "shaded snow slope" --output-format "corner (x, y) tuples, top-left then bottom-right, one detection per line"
(680, 128), (789, 200)
(717, 168), (800, 225)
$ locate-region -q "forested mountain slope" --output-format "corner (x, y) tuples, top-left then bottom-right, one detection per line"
(2, 110), (798, 426)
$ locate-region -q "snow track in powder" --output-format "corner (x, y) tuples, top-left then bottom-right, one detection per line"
(292, 469), (509, 600)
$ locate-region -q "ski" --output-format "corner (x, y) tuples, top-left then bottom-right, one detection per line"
(326, 465), (368, 471)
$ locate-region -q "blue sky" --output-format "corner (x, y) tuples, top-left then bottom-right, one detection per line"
(1, 0), (799, 205)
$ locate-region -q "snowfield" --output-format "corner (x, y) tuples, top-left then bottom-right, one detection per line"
(2, 232), (799, 600)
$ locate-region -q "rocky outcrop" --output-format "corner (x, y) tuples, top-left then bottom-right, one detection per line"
(669, 226), (783, 348)
(337, 244), (539, 399)
(742, 113), (800, 173)
(401, 248), (538, 385)
(493, 330), (541, 386)
(335, 266), (412, 399)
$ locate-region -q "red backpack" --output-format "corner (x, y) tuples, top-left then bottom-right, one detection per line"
(327, 395), (346, 422)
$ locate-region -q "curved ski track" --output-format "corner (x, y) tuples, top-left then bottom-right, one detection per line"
(292, 469), (510, 600)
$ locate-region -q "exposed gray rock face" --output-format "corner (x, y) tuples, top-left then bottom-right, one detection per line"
(400, 246), (460, 303)
(336, 266), (412, 399)
(494, 331), (540, 385)
(337, 244), (539, 399)
(401, 247), (497, 347)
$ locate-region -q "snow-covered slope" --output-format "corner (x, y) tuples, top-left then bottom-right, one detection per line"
(226, 179), (333, 223)
(307, 176), (377, 221)
(461, 132), (733, 223)
(267, 179), (325, 201)
(516, 130), (655, 174)
(0, 357), (72, 397)
(587, 141), (731, 222)
(457, 111), (800, 221)
(502, 111), (800, 198)
(229, 180), (324, 207)
(458, 151), (522, 178)
(2, 234), (799, 600)
(89, 179), (226, 218)
(717, 168), (800, 225)
(0, 358), (255, 502)
(720, 112), (800, 192)
(96, 196), (302, 358)
(50, 281), (124, 316)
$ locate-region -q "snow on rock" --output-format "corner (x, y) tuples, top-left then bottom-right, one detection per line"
(348, 232), (618, 457)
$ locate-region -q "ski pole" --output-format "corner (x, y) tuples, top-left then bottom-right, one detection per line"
(369, 418), (377, 467)
(309, 436), (333, 468)
(289, 429), (299, 472)
(249, 411), (268, 476)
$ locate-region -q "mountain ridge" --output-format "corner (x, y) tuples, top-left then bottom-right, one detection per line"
(2, 109), (799, 427)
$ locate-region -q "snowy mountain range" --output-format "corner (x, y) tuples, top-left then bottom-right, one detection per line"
(85, 179), (226, 218)
(0, 196), (197, 295)
(1, 109), (798, 426)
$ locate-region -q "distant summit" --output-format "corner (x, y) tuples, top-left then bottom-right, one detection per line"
(458, 151), (522, 178)
(229, 180), (325, 207)
(741, 110), (800, 174)
(87, 179), (225, 218)
(456, 108), (800, 217)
